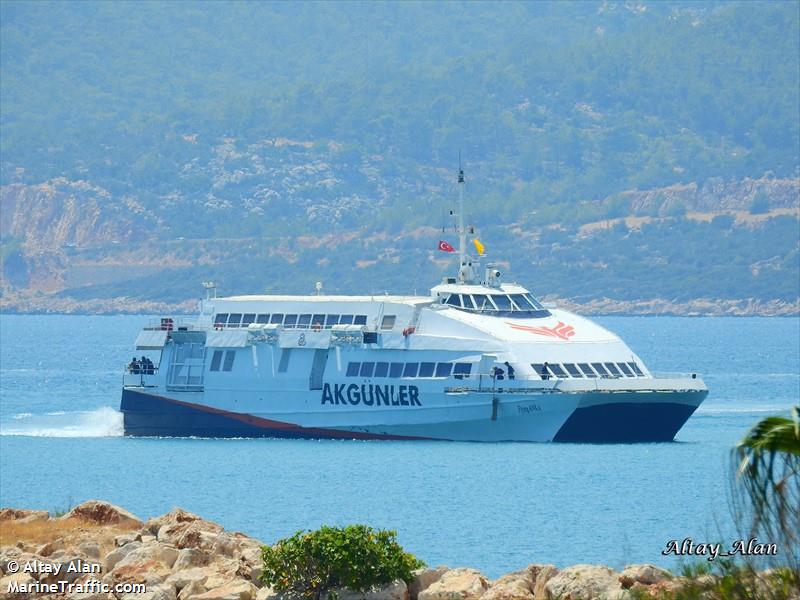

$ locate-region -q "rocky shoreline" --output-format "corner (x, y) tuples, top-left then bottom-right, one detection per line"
(0, 501), (794, 600)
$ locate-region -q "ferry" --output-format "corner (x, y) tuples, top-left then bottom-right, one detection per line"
(120, 168), (708, 442)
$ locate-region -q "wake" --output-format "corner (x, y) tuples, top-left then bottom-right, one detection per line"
(0, 406), (123, 437)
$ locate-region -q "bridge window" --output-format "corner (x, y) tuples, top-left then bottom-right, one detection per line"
(525, 294), (545, 310)
(223, 350), (236, 372)
(403, 362), (419, 378)
(453, 363), (472, 379)
(492, 295), (512, 310)
(375, 362), (389, 377)
(256, 314), (270, 324)
(381, 315), (396, 330)
(419, 362), (435, 377)
(461, 295), (476, 309)
(227, 314), (242, 328)
(389, 362), (404, 377)
(471, 294), (489, 310)
(509, 294), (530, 310)
(617, 362), (634, 377)
(270, 314), (284, 324)
(214, 314), (228, 327)
(354, 315), (367, 326)
(604, 362), (622, 377)
(578, 363), (597, 378)
(210, 350), (223, 371)
(339, 315), (354, 325)
(359, 362), (374, 377)
(241, 314), (256, 326)
(435, 363), (452, 378)
(547, 363), (567, 378)
(298, 314), (312, 328)
(445, 294), (462, 307)
(326, 315), (340, 327)
(346, 362), (360, 376)
(563, 363), (583, 378)
(628, 362), (644, 376)
(592, 363), (610, 378)
(284, 314), (298, 328)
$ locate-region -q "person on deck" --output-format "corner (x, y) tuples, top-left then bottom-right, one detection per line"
(504, 361), (515, 380)
(129, 357), (140, 374)
(541, 362), (550, 380)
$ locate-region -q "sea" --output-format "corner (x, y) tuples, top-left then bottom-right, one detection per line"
(0, 314), (797, 577)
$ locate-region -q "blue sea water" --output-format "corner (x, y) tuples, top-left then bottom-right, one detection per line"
(0, 314), (797, 577)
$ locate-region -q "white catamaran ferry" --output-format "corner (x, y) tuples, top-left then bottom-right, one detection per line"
(121, 168), (708, 442)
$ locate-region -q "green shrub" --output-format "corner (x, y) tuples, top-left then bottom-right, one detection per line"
(261, 525), (425, 600)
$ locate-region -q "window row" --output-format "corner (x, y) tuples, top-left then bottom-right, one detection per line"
(440, 292), (548, 313)
(210, 350), (236, 372)
(214, 312), (384, 329)
(346, 361), (473, 379)
(531, 361), (644, 380)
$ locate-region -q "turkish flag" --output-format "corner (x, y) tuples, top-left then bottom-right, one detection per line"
(438, 240), (456, 253)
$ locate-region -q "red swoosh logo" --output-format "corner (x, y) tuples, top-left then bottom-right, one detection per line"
(507, 321), (575, 341)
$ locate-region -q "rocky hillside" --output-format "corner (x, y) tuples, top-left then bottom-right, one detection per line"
(1, 501), (795, 600)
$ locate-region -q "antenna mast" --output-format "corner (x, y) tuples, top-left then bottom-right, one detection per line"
(458, 153), (466, 271)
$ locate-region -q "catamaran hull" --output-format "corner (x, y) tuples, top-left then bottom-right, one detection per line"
(120, 387), (706, 442)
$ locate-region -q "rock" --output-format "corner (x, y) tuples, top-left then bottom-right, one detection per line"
(40, 557), (95, 585)
(115, 532), (143, 547)
(180, 579), (210, 599)
(194, 580), (258, 600)
(166, 567), (209, 591)
(618, 564), (671, 588)
(332, 579), (409, 600)
(212, 532), (243, 558)
(104, 540), (142, 571)
(545, 565), (628, 600)
(482, 568), (535, 600)
(62, 500), (142, 527)
(0, 508), (49, 523)
(173, 547), (212, 570)
(418, 568), (490, 600)
(528, 565), (558, 600)
(77, 541), (102, 560)
(119, 582), (177, 600)
(409, 566), (449, 600)
(66, 578), (108, 600)
(105, 557), (171, 588)
(0, 572), (36, 599)
(145, 508), (221, 537)
(36, 537), (65, 556)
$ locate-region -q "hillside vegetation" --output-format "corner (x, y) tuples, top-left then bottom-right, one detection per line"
(0, 1), (798, 313)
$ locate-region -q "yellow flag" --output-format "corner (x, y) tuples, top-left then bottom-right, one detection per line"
(472, 238), (485, 256)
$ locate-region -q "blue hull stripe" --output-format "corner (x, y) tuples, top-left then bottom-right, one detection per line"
(120, 388), (433, 440)
(553, 401), (699, 443)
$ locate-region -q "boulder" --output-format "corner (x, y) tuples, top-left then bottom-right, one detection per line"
(0, 572), (36, 600)
(331, 579), (409, 600)
(409, 566), (449, 600)
(0, 508), (49, 523)
(618, 565), (672, 588)
(528, 565), (558, 600)
(194, 580), (258, 600)
(40, 557), (96, 585)
(180, 579), (210, 600)
(166, 566), (209, 591)
(77, 541), (102, 560)
(145, 508), (222, 537)
(105, 557), (171, 588)
(62, 500), (142, 527)
(115, 533), (143, 547)
(104, 540), (143, 571)
(482, 568), (536, 600)
(119, 582), (177, 600)
(116, 544), (180, 570)
(418, 568), (490, 600)
(36, 537), (65, 557)
(173, 547), (212, 570)
(545, 565), (628, 600)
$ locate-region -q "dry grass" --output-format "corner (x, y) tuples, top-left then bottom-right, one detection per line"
(0, 517), (139, 548)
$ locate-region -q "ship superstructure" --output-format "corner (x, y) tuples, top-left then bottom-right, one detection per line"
(120, 168), (707, 442)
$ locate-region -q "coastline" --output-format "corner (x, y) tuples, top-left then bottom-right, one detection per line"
(1, 501), (793, 600)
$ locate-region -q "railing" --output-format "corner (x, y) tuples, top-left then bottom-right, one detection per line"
(122, 364), (159, 388)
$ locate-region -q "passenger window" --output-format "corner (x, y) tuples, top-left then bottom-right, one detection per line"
(617, 362), (634, 377)
(241, 314), (256, 326)
(270, 314), (284, 324)
(472, 294), (489, 310)
(389, 362), (404, 377)
(227, 313), (242, 328)
(312, 315), (325, 329)
(339, 315), (354, 325)
(256, 314), (269, 324)
(453, 363), (472, 379)
(346, 362), (360, 376)
(214, 314), (228, 326)
(578, 363), (597, 378)
(354, 315), (367, 326)
(419, 362), (435, 377)
(375, 362), (389, 377)
(222, 350), (236, 372)
(592, 363), (610, 378)
(435, 363), (452, 378)
(284, 314), (298, 328)
(360, 362), (375, 377)
(628, 362), (644, 376)
(548, 363), (567, 378)
(403, 362), (419, 377)
(210, 350), (223, 371)
(298, 314), (312, 328)
(381, 315), (396, 330)
(326, 315), (340, 327)
(445, 294), (462, 307)
(531, 363), (547, 379)
(492, 295), (512, 310)
(604, 362), (621, 377)
(564, 363), (583, 378)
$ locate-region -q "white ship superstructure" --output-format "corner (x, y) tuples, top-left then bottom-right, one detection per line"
(121, 167), (708, 442)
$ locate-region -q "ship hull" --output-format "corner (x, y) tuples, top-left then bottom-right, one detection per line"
(120, 386), (705, 442)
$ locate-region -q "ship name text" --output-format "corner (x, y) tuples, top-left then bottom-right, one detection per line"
(321, 383), (421, 407)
